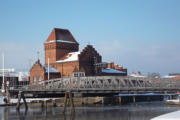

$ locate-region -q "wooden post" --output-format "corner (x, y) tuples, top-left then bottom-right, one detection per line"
(81, 97), (84, 105)
(69, 92), (75, 113)
(62, 91), (75, 114)
(22, 94), (28, 109)
(83, 98), (86, 105)
(16, 91), (22, 110)
(62, 92), (68, 113)
(102, 97), (104, 105)
(5, 86), (10, 104)
(52, 99), (56, 107)
(45, 101), (47, 109)
(41, 101), (44, 108)
(119, 96), (122, 105)
(16, 91), (28, 110)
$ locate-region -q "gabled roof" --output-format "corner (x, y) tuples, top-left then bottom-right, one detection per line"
(73, 66), (79, 72)
(30, 59), (59, 73)
(79, 67), (85, 72)
(79, 45), (101, 58)
(45, 28), (79, 44)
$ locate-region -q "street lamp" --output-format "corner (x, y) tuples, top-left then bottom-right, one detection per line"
(1, 52), (5, 93)
(48, 57), (50, 80)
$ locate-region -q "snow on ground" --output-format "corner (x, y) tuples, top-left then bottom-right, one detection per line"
(151, 110), (180, 120)
(10, 98), (54, 103)
(0, 95), (58, 105)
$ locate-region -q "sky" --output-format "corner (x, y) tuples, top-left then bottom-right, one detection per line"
(0, 0), (179, 76)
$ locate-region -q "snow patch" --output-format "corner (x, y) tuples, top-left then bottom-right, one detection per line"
(56, 51), (80, 63)
(130, 74), (147, 78)
(44, 66), (59, 73)
(163, 75), (177, 79)
(46, 40), (76, 44)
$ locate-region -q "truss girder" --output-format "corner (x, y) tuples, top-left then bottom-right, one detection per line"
(20, 76), (180, 92)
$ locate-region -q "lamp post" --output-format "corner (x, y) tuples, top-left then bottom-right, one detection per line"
(62, 63), (63, 78)
(48, 58), (50, 80)
(1, 52), (5, 93)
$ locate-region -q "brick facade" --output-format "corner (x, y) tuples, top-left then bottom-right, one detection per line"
(44, 28), (79, 66)
(55, 45), (102, 77)
(79, 45), (102, 76)
(30, 60), (60, 84)
(56, 61), (79, 77)
(106, 62), (127, 73)
(44, 42), (79, 66)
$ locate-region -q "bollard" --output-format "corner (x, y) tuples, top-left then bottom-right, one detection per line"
(16, 91), (22, 110)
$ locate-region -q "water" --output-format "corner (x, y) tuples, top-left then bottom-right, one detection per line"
(0, 102), (180, 120)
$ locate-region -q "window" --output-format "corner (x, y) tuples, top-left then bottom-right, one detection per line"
(74, 72), (78, 77)
(38, 76), (41, 82)
(34, 77), (37, 84)
(73, 72), (85, 77)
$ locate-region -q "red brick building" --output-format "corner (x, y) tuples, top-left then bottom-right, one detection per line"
(55, 45), (102, 77)
(43, 28), (102, 77)
(101, 62), (127, 76)
(30, 59), (60, 84)
(30, 28), (127, 84)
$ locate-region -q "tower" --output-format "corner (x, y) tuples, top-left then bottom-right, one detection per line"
(44, 28), (79, 66)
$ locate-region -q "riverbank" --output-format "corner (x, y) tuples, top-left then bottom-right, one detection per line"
(0, 95), (165, 108)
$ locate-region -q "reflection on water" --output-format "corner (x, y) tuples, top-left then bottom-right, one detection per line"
(0, 102), (180, 120)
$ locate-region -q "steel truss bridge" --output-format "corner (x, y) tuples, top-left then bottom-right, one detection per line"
(6, 76), (180, 112)
(9, 76), (180, 95)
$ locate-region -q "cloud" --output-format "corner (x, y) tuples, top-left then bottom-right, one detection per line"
(96, 40), (180, 75)
(0, 42), (44, 71)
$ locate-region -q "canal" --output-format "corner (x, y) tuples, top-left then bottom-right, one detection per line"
(0, 102), (180, 120)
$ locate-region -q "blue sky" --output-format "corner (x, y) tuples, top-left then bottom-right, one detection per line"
(0, 0), (179, 76)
